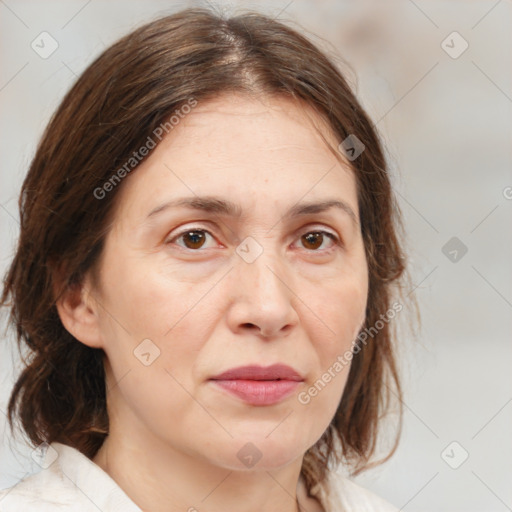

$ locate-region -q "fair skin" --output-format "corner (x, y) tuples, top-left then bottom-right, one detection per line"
(57, 93), (369, 512)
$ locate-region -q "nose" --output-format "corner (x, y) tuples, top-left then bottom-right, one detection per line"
(225, 246), (299, 340)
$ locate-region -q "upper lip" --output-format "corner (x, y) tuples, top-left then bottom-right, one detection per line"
(210, 364), (304, 381)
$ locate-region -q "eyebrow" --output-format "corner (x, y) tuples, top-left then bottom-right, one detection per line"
(146, 196), (358, 225)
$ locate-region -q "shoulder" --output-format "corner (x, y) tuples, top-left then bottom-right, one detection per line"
(0, 442), (141, 512)
(0, 464), (78, 511)
(326, 473), (399, 512)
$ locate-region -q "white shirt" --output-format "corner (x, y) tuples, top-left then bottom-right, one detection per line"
(0, 442), (399, 511)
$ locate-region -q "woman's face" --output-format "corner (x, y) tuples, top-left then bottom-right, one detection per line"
(85, 94), (368, 470)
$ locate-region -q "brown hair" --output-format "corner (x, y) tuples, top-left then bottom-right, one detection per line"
(2, 6), (412, 505)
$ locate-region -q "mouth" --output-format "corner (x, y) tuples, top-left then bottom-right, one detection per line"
(209, 364), (304, 406)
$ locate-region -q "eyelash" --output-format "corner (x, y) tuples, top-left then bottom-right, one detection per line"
(167, 226), (341, 253)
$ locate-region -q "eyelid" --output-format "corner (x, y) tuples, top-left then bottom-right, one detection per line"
(166, 225), (219, 249)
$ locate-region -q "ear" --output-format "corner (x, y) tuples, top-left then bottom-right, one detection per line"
(55, 273), (104, 349)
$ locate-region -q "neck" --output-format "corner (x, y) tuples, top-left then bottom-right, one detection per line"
(92, 427), (323, 512)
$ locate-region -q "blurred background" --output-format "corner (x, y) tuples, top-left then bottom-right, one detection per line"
(0, 1), (511, 510)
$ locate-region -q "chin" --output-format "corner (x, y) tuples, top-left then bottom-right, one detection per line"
(206, 435), (309, 472)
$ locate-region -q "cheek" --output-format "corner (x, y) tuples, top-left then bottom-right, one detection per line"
(310, 267), (368, 363)
(296, 285), (366, 433)
(94, 259), (200, 403)
(98, 267), (209, 433)
(100, 253), (214, 345)
(301, 266), (367, 414)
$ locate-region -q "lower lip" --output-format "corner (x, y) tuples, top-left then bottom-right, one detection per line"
(210, 379), (301, 406)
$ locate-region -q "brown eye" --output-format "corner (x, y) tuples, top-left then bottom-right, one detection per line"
(171, 229), (215, 250)
(182, 231), (206, 249)
(299, 231), (337, 251)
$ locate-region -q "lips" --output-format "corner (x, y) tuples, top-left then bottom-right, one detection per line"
(209, 364), (304, 406)
(211, 364), (304, 382)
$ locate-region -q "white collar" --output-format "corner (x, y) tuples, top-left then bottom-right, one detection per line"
(44, 442), (142, 511)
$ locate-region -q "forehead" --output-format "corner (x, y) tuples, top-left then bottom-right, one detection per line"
(113, 93), (358, 224)
(166, 93), (342, 157)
